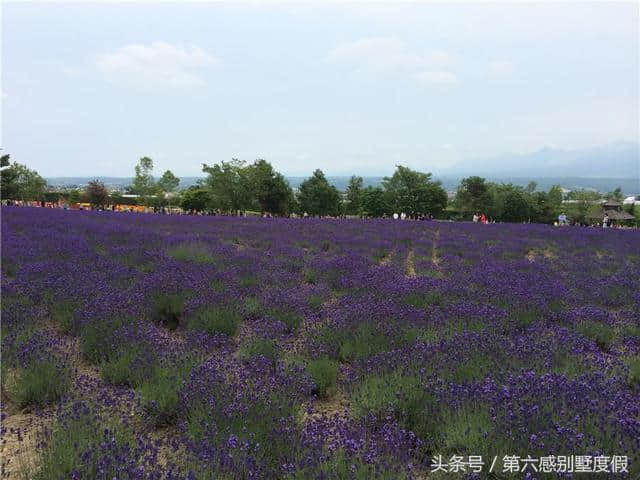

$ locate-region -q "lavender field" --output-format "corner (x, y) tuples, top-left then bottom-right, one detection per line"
(1, 206), (639, 479)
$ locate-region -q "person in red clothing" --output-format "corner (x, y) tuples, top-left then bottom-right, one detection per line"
(480, 213), (487, 224)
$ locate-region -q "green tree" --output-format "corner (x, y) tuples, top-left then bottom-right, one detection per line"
(85, 180), (109, 209)
(0, 154), (10, 168)
(605, 187), (624, 203)
(297, 169), (342, 217)
(202, 159), (253, 213)
(345, 175), (364, 216)
(361, 186), (389, 217)
(157, 170), (180, 194)
(131, 157), (156, 205)
(455, 176), (493, 217)
(382, 165), (447, 216)
(246, 159), (294, 216)
(0, 161), (47, 201)
(181, 187), (211, 212)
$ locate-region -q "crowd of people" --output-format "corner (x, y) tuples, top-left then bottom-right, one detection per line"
(2, 199), (638, 229)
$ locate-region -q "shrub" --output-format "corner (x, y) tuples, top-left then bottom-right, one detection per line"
(168, 242), (217, 264)
(306, 357), (339, 398)
(321, 240), (331, 252)
(307, 295), (324, 311)
(303, 270), (317, 284)
(404, 291), (444, 309)
(188, 305), (241, 336)
(138, 361), (195, 427)
(100, 345), (154, 388)
(32, 404), (137, 480)
(337, 323), (391, 362)
(244, 296), (263, 319)
(79, 318), (125, 364)
(10, 358), (70, 409)
(50, 300), (75, 334)
(151, 293), (184, 330)
(351, 371), (440, 442)
(577, 320), (615, 351)
(272, 308), (303, 333)
(239, 275), (258, 288)
(624, 356), (640, 387)
(238, 338), (279, 367)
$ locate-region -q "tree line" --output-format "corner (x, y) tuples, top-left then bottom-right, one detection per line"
(1, 152), (637, 224)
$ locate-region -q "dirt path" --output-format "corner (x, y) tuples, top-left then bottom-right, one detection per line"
(431, 230), (441, 267)
(406, 249), (416, 277)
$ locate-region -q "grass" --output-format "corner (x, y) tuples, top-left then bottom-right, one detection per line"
(168, 242), (217, 264)
(138, 360), (196, 427)
(238, 337), (279, 367)
(151, 293), (184, 330)
(100, 345), (153, 388)
(239, 275), (258, 288)
(79, 317), (125, 364)
(9, 358), (70, 409)
(404, 291), (444, 309)
(624, 356), (640, 387)
(306, 357), (339, 398)
(577, 320), (615, 351)
(272, 308), (303, 333)
(50, 300), (75, 334)
(320, 323), (391, 362)
(243, 296), (263, 319)
(31, 405), (135, 480)
(188, 305), (242, 336)
(307, 294), (324, 311)
(303, 270), (317, 284)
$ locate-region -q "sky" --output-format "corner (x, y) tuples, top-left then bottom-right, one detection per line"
(1, 1), (638, 177)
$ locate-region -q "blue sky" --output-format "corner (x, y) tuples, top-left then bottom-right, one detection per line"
(2, 2), (638, 177)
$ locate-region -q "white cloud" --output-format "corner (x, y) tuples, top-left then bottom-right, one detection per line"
(414, 70), (458, 87)
(485, 60), (514, 79)
(327, 37), (450, 73)
(92, 42), (217, 89)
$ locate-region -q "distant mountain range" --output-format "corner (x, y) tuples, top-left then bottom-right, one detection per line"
(447, 140), (638, 179)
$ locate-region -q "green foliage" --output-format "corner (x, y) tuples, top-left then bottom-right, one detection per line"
(297, 169), (342, 217)
(246, 159), (295, 215)
(100, 346), (151, 388)
(455, 176), (493, 217)
(157, 169), (180, 194)
(361, 186), (389, 217)
(307, 294), (324, 311)
(50, 300), (75, 334)
(32, 406), (135, 480)
(318, 323), (391, 362)
(577, 320), (615, 351)
(404, 291), (444, 309)
(382, 165), (447, 217)
(138, 360), (195, 426)
(351, 372), (434, 434)
(181, 187), (211, 212)
(239, 275), (258, 288)
(131, 156), (156, 205)
(272, 308), (303, 332)
(238, 337), (279, 366)
(79, 317), (125, 364)
(0, 160), (47, 201)
(151, 293), (184, 330)
(202, 158), (254, 212)
(85, 179), (109, 208)
(437, 404), (493, 455)
(344, 175), (364, 215)
(306, 357), (339, 398)
(303, 269), (317, 284)
(244, 296), (262, 319)
(188, 305), (241, 336)
(624, 356), (640, 387)
(10, 358), (70, 409)
(168, 242), (217, 264)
